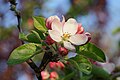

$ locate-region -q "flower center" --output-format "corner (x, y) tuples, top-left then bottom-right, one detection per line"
(62, 32), (71, 41)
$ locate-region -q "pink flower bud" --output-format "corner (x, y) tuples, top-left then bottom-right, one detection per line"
(76, 23), (84, 34)
(50, 71), (59, 79)
(45, 35), (55, 45)
(56, 61), (65, 69)
(49, 61), (65, 70)
(49, 62), (56, 69)
(41, 71), (50, 80)
(58, 47), (68, 56)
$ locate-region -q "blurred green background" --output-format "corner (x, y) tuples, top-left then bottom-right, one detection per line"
(0, 0), (120, 80)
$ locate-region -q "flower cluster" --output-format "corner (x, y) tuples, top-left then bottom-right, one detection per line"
(49, 61), (65, 69)
(40, 15), (92, 80)
(45, 15), (91, 51)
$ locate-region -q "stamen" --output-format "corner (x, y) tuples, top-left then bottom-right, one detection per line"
(62, 32), (71, 40)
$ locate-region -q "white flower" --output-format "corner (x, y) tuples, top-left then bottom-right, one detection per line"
(48, 16), (90, 50)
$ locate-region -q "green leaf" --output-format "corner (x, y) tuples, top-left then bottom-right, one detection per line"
(7, 43), (42, 65)
(19, 32), (41, 43)
(33, 16), (47, 32)
(35, 29), (46, 40)
(62, 72), (75, 80)
(78, 43), (106, 62)
(68, 55), (92, 75)
(68, 59), (80, 71)
(92, 65), (110, 80)
(31, 30), (41, 40)
(80, 75), (93, 80)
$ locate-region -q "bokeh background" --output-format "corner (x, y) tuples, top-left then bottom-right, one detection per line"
(0, 0), (120, 80)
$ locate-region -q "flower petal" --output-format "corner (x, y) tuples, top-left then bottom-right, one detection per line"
(63, 22), (78, 35)
(85, 32), (91, 42)
(47, 15), (60, 22)
(63, 19), (78, 35)
(76, 23), (84, 34)
(46, 15), (60, 29)
(48, 30), (62, 42)
(67, 18), (77, 23)
(51, 19), (63, 35)
(63, 41), (75, 50)
(62, 15), (65, 23)
(68, 52), (77, 58)
(69, 34), (88, 45)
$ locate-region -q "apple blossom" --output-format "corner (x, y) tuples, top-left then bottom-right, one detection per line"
(48, 16), (91, 50)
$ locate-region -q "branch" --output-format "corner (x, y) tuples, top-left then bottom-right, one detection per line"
(9, 1), (42, 80)
(9, 1), (22, 33)
(39, 47), (60, 72)
(26, 59), (41, 80)
(9, 1), (60, 80)
(39, 52), (52, 71)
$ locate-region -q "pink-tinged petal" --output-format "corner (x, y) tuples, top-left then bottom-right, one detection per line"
(85, 32), (91, 36)
(85, 32), (91, 43)
(51, 19), (63, 35)
(46, 20), (51, 29)
(61, 15), (65, 26)
(76, 23), (84, 34)
(48, 30), (62, 42)
(47, 16), (60, 22)
(46, 15), (60, 29)
(67, 18), (77, 23)
(63, 41), (75, 50)
(69, 34), (88, 45)
(62, 15), (65, 23)
(63, 22), (78, 35)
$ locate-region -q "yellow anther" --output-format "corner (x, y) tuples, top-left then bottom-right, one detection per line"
(62, 33), (71, 40)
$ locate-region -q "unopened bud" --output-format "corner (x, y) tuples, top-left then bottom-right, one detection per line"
(58, 47), (68, 56)
(45, 35), (55, 45)
(41, 71), (50, 80)
(50, 71), (59, 79)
